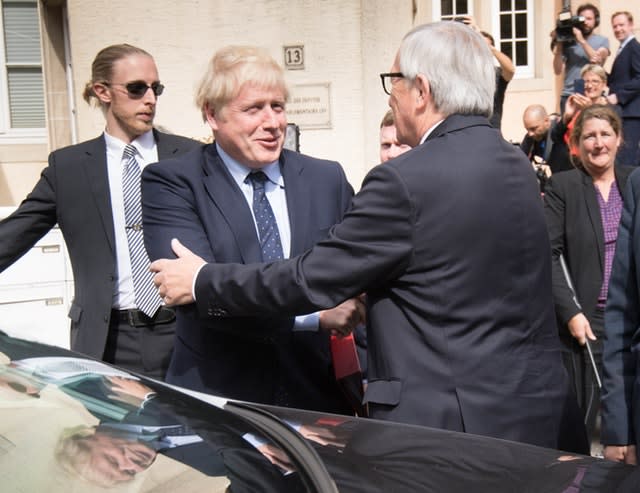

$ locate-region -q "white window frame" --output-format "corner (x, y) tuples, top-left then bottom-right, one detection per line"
(491, 0), (534, 79)
(0, 0), (46, 144)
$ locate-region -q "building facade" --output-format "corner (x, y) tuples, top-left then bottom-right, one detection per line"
(0, 0), (637, 200)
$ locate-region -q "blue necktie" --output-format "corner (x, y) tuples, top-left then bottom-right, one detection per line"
(122, 144), (162, 317)
(247, 171), (284, 262)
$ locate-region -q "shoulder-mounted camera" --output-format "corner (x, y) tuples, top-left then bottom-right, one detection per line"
(555, 9), (586, 44)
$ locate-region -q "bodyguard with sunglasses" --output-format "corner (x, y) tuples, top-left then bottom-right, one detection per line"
(0, 44), (199, 379)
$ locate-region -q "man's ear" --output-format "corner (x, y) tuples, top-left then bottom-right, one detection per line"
(92, 82), (112, 105)
(413, 74), (430, 110)
(204, 104), (219, 131)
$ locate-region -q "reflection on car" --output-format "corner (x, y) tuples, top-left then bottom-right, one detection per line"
(1, 331), (640, 492)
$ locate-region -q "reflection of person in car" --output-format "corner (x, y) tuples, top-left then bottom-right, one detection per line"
(0, 362), (45, 400)
(56, 425), (156, 487)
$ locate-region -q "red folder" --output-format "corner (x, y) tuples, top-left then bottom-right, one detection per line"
(330, 334), (367, 416)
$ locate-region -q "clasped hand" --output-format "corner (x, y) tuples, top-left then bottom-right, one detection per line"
(149, 238), (206, 306)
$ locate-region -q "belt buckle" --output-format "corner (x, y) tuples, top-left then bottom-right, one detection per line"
(127, 310), (139, 327)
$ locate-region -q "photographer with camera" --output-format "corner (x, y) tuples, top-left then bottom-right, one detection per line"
(520, 104), (572, 186)
(552, 3), (609, 115)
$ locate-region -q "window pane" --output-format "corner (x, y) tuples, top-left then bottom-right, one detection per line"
(515, 13), (527, 38)
(7, 67), (44, 128)
(500, 13), (513, 38)
(515, 41), (528, 66)
(455, 0), (468, 14)
(3, 1), (41, 64)
(515, 0), (527, 10)
(501, 42), (513, 60)
(500, 0), (511, 11)
(441, 0), (453, 16)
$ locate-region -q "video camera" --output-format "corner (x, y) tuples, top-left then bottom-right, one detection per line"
(555, 8), (586, 44)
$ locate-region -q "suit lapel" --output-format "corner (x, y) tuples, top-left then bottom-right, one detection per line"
(581, 171), (605, 269)
(155, 129), (183, 159)
(83, 135), (116, 253)
(281, 151), (310, 256)
(201, 145), (262, 263)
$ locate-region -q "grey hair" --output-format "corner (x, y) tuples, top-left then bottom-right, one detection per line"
(398, 21), (495, 117)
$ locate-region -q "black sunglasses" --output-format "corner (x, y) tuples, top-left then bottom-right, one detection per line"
(104, 80), (164, 99)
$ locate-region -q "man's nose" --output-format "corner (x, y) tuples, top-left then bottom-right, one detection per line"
(262, 107), (280, 127)
(142, 86), (157, 104)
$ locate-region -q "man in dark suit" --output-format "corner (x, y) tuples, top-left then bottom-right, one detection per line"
(602, 167), (640, 465)
(0, 44), (198, 379)
(520, 104), (572, 174)
(141, 46), (362, 414)
(607, 11), (640, 166)
(150, 24), (586, 451)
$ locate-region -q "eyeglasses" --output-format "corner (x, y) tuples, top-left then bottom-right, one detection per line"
(104, 80), (165, 99)
(583, 78), (604, 86)
(380, 72), (405, 95)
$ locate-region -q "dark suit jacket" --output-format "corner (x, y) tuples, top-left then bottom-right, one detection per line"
(0, 130), (199, 359)
(520, 116), (573, 174)
(141, 144), (354, 413)
(609, 38), (640, 118)
(544, 166), (633, 335)
(602, 168), (640, 456)
(189, 115), (583, 450)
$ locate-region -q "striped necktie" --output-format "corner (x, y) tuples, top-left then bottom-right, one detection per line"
(247, 171), (284, 261)
(122, 144), (162, 317)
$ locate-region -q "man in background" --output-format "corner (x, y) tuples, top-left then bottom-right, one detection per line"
(607, 11), (640, 166)
(520, 104), (572, 175)
(379, 109), (411, 162)
(0, 44), (198, 379)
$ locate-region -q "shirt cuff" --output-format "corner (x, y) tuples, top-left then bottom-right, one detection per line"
(192, 263), (208, 301)
(293, 312), (320, 332)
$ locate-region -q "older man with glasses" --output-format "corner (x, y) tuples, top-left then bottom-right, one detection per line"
(151, 23), (588, 453)
(0, 44), (199, 379)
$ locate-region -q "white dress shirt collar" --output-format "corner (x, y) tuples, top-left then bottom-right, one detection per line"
(419, 119), (445, 145)
(619, 35), (634, 54)
(215, 142), (283, 189)
(104, 129), (156, 162)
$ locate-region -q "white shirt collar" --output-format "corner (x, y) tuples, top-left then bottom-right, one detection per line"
(620, 35), (634, 52)
(215, 142), (284, 189)
(104, 129), (156, 162)
(419, 119), (445, 145)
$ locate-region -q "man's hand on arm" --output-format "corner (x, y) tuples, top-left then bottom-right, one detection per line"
(318, 296), (366, 337)
(149, 238), (206, 306)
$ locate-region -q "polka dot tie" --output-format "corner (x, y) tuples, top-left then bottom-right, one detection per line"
(247, 171), (284, 262)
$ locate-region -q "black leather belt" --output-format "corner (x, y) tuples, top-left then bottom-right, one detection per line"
(111, 307), (176, 327)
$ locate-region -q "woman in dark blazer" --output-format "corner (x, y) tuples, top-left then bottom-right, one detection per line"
(544, 104), (633, 443)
